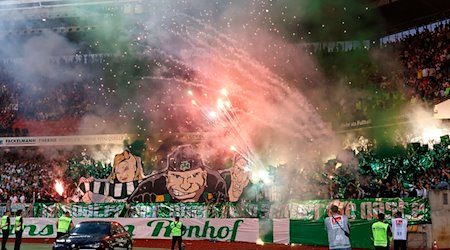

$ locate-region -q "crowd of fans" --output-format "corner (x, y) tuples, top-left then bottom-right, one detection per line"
(320, 151), (450, 200)
(0, 145), (448, 206)
(0, 21), (449, 205)
(387, 23), (450, 102)
(0, 52), (154, 137)
(310, 22), (450, 127)
(305, 167), (450, 200)
(338, 169), (449, 200)
(0, 63), (99, 126)
(0, 149), (65, 204)
(0, 22), (449, 133)
(0, 74), (18, 132)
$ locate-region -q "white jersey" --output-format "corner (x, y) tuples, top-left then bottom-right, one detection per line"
(391, 218), (408, 240)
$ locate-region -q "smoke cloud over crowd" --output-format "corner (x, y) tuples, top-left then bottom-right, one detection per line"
(0, 0), (447, 178)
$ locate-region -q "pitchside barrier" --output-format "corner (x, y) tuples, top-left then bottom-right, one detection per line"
(0, 197), (434, 249)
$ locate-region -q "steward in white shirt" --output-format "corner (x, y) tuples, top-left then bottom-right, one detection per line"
(391, 211), (408, 250)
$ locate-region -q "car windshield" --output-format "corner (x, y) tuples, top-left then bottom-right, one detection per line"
(71, 222), (110, 235)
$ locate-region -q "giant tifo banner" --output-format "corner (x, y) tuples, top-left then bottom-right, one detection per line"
(70, 145), (252, 204)
(0, 218), (259, 243)
(0, 134), (129, 147)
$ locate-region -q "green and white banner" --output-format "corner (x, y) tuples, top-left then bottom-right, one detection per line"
(24, 198), (431, 247)
(289, 197), (431, 224)
(34, 203), (217, 218)
(59, 203), (127, 218)
(0, 216), (431, 248)
(130, 203), (209, 218)
(0, 218), (259, 243)
(33, 198), (431, 224)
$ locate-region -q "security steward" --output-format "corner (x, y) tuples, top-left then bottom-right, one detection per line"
(372, 213), (392, 250)
(170, 216), (183, 250)
(1, 210), (10, 250)
(56, 211), (74, 239)
(14, 209), (23, 250)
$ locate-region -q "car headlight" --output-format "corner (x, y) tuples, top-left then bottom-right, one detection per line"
(52, 242), (64, 247)
(55, 239), (66, 243)
(84, 242), (101, 248)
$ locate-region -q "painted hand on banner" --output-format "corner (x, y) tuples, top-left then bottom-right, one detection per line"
(71, 177), (95, 203)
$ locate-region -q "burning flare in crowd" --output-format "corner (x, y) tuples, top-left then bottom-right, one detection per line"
(55, 180), (64, 196)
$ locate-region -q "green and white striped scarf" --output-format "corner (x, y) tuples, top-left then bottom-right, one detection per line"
(77, 180), (141, 199)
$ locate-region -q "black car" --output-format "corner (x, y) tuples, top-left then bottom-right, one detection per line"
(53, 221), (133, 250)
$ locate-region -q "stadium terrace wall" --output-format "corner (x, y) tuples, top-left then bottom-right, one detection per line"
(0, 217), (432, 249)
(0, 196), (439, 249)
(429, 189), (450, 249)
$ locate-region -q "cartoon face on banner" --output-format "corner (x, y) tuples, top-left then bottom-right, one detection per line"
(228, 155), (251, 202)
(73, 145), (252, 203)
(72, 150), (145, 203)
(165, 145), (208, 202)
(108, 149), (145, 183)
(128, 144), (253, 203)
(166, 168), (208, 201)
(129, 145), (228, 203)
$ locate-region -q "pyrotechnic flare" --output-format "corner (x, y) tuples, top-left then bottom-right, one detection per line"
(256, 238), (264, 245)
(220, 88), (228, 96)
(208, 111), (218, 119)
(217, 98), (224, 109)
(55, 180), (64, 196)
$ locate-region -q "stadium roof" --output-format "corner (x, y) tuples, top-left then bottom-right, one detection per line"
(0, 0), (449, 40)
(377, 0), (450, 34)
(0, 0), (133, 9)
